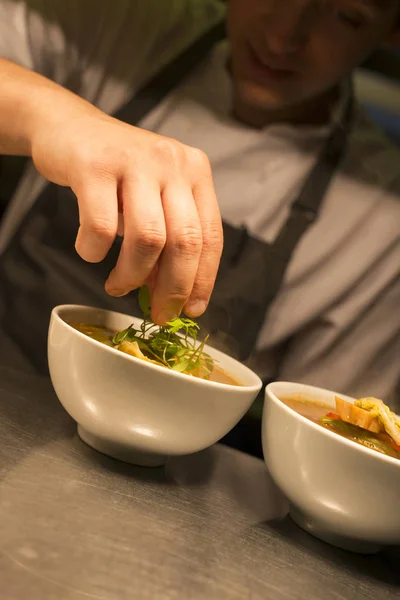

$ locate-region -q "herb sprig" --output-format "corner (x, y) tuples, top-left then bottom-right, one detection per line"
(112, 286), (214, 378)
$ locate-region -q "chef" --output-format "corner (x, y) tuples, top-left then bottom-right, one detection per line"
(0, 0), (399, 410)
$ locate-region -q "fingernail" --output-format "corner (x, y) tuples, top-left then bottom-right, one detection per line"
(154, 305), (182, 324)
(155, 311), (178, 325)
(106, 288), (127, 297)
(185, 300), (208, 318)
(105, 278), (126, 297)
(105, 270), (125, 296)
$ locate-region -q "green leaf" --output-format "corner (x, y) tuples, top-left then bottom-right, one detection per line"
(175, 347), (188, 357)
(166, 317), (199, 336)
(135, 337), (151, 351)
(165, 345), (180, 358)
(172, 359), (191, 373)
(204, 354), (214, 374)
(138, 285), (151, 318)
(165, 318), (186, 335)
(181, 317), (199, 329)
(149, 333), (171, 351)
(112, 324), (137, 345)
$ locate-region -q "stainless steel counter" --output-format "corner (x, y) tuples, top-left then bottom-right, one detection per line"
(1, 354), (399, 600)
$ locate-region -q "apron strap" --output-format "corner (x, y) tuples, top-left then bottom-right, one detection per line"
(259, 94), (355, 307)
(198, 95), (355, 360)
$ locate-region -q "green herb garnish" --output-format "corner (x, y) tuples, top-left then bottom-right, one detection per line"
(111, 286), (214, 378)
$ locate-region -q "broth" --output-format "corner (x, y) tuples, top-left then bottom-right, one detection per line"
(70, 322), (241, 386)
(280, 395), (331, 421)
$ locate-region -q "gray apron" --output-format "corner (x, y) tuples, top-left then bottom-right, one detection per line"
(0, 22), (353, 375)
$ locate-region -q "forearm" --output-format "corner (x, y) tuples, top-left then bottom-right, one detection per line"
(0, 58), (100, 157)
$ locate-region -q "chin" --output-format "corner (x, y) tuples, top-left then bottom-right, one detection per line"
(236, 79), (295, 111)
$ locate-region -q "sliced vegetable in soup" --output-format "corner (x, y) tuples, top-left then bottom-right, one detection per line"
(281, 394), (400, 460)
(70, 287), (241, 386)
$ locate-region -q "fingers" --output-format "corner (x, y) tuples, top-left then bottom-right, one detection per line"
(105, 177), (166, 296)
(74, 178), (118, 262)
(69, 125), (222, 322)
(150, 182), (203, 324)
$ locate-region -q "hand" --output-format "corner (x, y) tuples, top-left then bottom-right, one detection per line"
(31, 108), (223, 324)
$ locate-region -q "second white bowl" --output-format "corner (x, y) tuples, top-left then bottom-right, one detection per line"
(262, 381), (400, 554)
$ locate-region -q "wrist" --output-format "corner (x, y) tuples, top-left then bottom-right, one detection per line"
(27, 82), (99, 153)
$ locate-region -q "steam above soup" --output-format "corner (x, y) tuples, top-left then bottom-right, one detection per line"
(281, 394), (400, 460)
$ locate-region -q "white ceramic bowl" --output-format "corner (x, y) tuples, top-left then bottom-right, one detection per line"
(262, 382), (400, 554)
(48, 305), (262, 467)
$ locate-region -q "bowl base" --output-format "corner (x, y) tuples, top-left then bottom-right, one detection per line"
(77, 425), (167, 468)
(289, 505), (384, 555)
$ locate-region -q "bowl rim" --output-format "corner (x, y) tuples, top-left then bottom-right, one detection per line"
(265, 381), (400, 468)
(49, 304), (263, 391)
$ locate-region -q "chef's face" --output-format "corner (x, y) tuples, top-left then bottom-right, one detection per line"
(227, 0), (400, 110)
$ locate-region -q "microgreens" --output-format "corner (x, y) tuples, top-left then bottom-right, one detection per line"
(111, 286), (214, 378)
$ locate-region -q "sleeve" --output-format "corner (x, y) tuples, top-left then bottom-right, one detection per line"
(0, 0), (224, 92)
(277, 272), (400, 410)
(0, 0), (34, 68)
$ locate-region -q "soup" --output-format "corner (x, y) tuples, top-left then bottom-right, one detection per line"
(281, 394), (400, 460)
(70, 323), (241, 387)
(281, 395), (331, 421)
